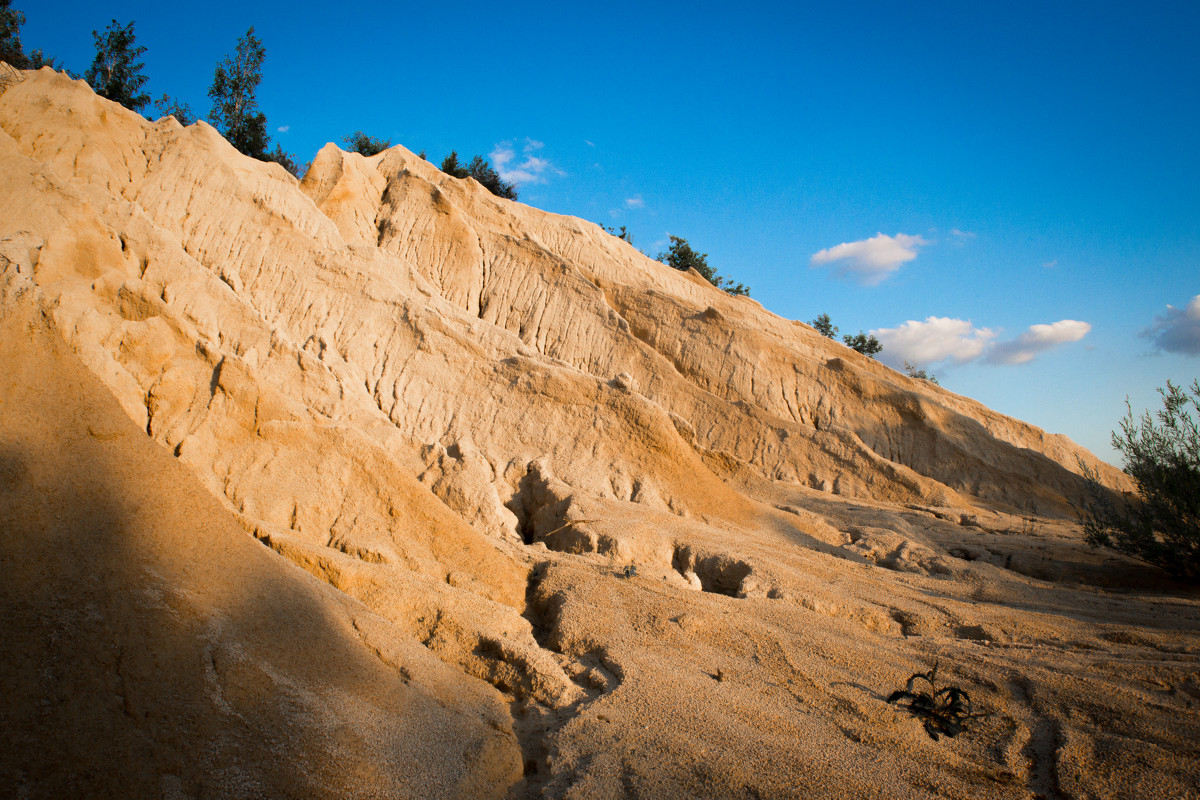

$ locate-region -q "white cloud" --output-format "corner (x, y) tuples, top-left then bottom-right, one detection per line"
(873, 317), (1092, 369)
(986, 320), (1092, 364)
(625, 195), (644, 209)
(950, 228), (975, 240)
(1142, 294), (1200, 355)
(277, 125), (290, 133)
(585, 139), (595, 147)
(810, 232), (928, 285)
(491, 138), (564, 186)
(873, 317), (997, 368)
(1043, 259), (1058, 269)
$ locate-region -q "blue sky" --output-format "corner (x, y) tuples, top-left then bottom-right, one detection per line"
(18, 0), (1200, 464)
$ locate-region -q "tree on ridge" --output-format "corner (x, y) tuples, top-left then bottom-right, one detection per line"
(0, 0), (26, 67)
(84, 19), (150, 112)
(1, 0), (66, 71)
(656, 235), (749, 296)
(810, 313), (838, 339)
(439, 151), (519, 200)
(209, 27), (269, 159)
(842, 331), (882, 358)
(343, 131), (392, 157)
(208, 27), (300, 176)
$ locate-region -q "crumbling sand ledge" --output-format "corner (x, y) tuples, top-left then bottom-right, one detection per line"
(1, 66), (1197, 799)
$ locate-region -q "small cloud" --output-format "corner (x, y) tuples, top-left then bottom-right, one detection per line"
(874, 317), (1092, 368)
(491, 138), (564, 186)
(625, 195), (644, 209)
(1141, 294), (1200, 355)
(277, 125), (290, 133)
(950, 228), (975, 239)
(986, 320), (1092, 364)
(1043, 259), (1058, 269)
(810, 232), (928, 285)
(585, 139), (595, 147)
(873, 317), (997, 368)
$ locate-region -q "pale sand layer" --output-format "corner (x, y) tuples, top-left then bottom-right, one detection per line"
(1, 66), (1197, 799)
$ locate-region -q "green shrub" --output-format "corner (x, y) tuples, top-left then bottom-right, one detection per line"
(656, 235), (749, 296)
(465, 155), (517, 200)
(342, 130), (391, 156)
(153, 93), (195, 125)
(439, 151), (518, 200)
(1077, 380), (1200, 582)
(903, 360), (939, 385)
(266, 143), (302, 178)
(809, 314), (883, 358)
(603, 224), (633, 244)
(842, 331), (882, 358)
(810, 313), (838, 339)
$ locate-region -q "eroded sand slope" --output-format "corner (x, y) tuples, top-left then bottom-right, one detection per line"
(1, 66), (1196, 799)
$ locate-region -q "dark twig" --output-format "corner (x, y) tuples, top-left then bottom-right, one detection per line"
(887, 661), (989, 740)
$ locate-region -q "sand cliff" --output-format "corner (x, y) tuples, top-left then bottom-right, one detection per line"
(1, 66), (1196, 799)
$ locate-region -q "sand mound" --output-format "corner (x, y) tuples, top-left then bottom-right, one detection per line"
(1, 65), (1196, 799)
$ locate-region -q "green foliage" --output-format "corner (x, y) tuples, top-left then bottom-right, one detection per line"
(153, 93), (195, 125)
(342, 130), (391, 157)
(466, 155), (517, 200)
(440, 150), (468, 178)
(1, 0), (66, 72)
(809, 313), (882, 358)
(84, 19), (149, 112)
(439, 151), (518, 200)
(24, 49), (53, 68)
(604, 225), (633, 244)
(266, 143), (302, 178)
(903, 360), (939, 385)
(24, 48), (60, 69)
(658, 235), (710, 278)
(842, 331), (882, 358)
(209, 27), (269, 158)
(810, 313), (838, 339)
(0, 0), (25, 67)
(887, 662), (986, 741)
(1077, 380), (1200, 582)
(656, 235), (750, 296)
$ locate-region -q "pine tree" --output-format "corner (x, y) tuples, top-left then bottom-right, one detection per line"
(440, 150), (468, 178)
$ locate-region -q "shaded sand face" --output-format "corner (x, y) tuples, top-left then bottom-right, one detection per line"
(1, 66), (1197, 799)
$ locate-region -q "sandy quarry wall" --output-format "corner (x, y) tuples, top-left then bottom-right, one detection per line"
(4, 66), (1194, 800)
